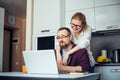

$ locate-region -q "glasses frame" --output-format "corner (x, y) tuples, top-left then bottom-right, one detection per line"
(70, 23), (82, 29)
(56, 34), (70, 39)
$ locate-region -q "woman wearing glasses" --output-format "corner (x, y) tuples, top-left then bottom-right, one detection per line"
(56, 12), (95, 73)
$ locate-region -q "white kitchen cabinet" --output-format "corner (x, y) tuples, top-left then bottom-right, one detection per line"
(95, 66), (120, 80)
(33, 0), (65, 35)
(95, 4), (120, 31)
(65, 8), (95, 30)
(65, 0), (94, 11)
(95, 0), (120, 7)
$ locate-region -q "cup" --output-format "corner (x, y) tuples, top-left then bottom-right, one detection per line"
(101, 50), (107, 58)
(22, 65), (27, 74)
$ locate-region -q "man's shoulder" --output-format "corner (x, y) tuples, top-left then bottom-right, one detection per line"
(77, 48), (87, 52)
(75, 48), (88, 55)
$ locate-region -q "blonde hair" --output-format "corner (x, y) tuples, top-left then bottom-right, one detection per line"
(71, 12), (87, 31)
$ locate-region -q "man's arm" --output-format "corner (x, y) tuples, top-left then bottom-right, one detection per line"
(57, 63), (82, 73)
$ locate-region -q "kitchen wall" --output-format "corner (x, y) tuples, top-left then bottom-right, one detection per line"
(91, 33), (120, 61)
(3, 10), (26, 72)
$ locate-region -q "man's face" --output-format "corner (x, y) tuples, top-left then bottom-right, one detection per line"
(57, 30), (72, 49)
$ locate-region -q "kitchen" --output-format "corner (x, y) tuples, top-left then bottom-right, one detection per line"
(0, 0), (120, 80)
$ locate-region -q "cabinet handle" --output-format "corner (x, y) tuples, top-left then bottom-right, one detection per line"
(110, 69), (116, 72)
(116, 69), (120, 72)
(41, 30), (50, 32)
(110, 69), (120, 72)
(106, 25), (118, 29)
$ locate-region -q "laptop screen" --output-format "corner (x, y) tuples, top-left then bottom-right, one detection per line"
(23, 50), (59, 74)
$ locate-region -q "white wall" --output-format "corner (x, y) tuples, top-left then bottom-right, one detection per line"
(0, 7), (5, 72)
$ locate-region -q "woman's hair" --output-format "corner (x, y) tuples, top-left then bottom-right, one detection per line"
(71, 12), (87, 31)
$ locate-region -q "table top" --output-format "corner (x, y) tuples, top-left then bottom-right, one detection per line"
(0, 72), (100, 80)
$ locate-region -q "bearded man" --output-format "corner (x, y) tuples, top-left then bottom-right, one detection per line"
(55, 27), (91, 73)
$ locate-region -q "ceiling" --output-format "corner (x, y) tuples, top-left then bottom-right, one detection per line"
(0, 0), (26, 18)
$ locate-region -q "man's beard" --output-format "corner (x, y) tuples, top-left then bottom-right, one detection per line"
(59, 41), (69, 49)
(60, 44), (69, 49)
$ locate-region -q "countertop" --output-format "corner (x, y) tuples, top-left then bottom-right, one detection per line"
(95, 62), (120, 66)
(0, 72), (100, 80)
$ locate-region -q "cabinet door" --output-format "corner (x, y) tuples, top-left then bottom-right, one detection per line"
(95, 0), (120, 7)
(102, 66), (120, 80)
(95, 4), (120, 31)
(65, 0), (94, 11)
(94, 66), (103, 80)
(65, 8), (95, 30)
(33, 0), (61, 35)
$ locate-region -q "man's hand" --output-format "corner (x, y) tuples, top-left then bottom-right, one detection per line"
(56, 45), (62, 63)
(56, 45), (61, 53)
(57, 58), (64, 71)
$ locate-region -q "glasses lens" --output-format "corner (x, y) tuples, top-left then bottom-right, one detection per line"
(70, 23), (81, 28)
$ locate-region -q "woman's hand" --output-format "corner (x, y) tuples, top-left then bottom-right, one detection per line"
(63, 53), (70, 65)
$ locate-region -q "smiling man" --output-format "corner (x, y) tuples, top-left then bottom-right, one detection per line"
(55, 27), (91, 73)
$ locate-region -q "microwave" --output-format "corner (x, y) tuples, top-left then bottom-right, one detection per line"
(33, 35), (57, 50)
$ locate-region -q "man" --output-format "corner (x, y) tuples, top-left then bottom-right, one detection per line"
(56, 27), (91, 73)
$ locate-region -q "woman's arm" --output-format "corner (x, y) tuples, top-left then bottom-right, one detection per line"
(68, 25), (92, 55)
(62, 45), (80, 65)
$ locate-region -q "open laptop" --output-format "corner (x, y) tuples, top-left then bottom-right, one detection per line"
(23, 50), (59, 74)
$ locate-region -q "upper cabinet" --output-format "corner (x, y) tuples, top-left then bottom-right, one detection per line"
(95, 0), (120, 31)
(65, 0), (94, 11)
(95, 4), (120, 31)
(65, 0), (120, 32)
(33, 0), (65, 35)
(33, 0), (120, 34)
(95, 0), (120, 7)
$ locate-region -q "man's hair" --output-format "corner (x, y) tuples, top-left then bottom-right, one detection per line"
(57, 27), (71, 35)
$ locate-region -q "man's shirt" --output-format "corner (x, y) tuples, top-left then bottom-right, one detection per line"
(61, 43), (91, 71)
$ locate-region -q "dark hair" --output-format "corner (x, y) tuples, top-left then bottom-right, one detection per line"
(57, 27), (71, 35)
(71, 12), (87, 31)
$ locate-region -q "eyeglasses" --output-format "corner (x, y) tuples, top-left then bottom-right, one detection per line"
(70, 23), (82, 29)
(56, 34), (70, 39)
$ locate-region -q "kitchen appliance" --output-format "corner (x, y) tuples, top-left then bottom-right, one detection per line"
(33, 35), (57, 50)
(112, 49), (120, 63)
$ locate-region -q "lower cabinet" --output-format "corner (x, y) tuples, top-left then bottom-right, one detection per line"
(95, 66), (120, 80)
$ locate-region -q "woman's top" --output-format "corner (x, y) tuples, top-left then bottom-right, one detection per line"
(71, 25), (96, 66)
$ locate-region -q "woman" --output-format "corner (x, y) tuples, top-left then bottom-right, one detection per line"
(56, 12), (95, 72)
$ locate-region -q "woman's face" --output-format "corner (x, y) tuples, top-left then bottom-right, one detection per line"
(70, 19), (82, 33)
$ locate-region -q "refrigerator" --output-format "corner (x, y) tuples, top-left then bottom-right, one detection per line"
(0, 7), (5, 72)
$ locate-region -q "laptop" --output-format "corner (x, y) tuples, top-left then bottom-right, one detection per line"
(23, 49), (59, 74)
